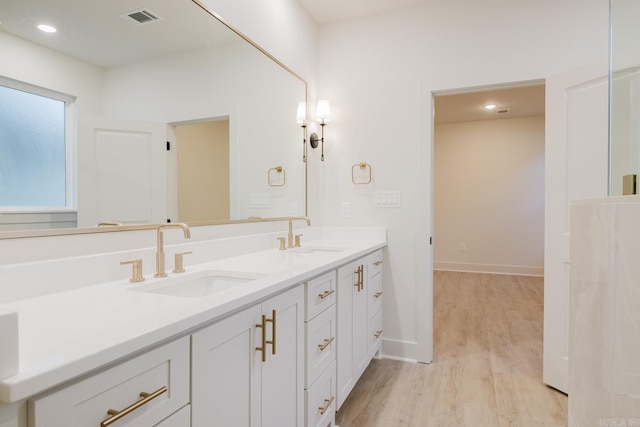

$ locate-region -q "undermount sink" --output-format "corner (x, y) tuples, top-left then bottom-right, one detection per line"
(293, 246), (348, 254)
(130, 270), (265, 298)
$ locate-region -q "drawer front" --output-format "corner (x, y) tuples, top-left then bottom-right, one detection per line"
(154, 405), (190, 427)
(306, 305), (336, 388)
(305, 270), (337, 321)
(29, 336), (190, 427)
(305, 362), (336, 427)
(368, 309), (383, 358)
(368, 271), (383, 315)
(367, 250), (383, 279)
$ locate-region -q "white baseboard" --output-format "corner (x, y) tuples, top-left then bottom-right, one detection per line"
(434, 261), (543, 277)
(380, 338), (419, 363)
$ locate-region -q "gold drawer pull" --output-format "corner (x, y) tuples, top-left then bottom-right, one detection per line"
(318, 289), (335, 299)
(374, 329), (383, 339)
(101, 386), (167, 427)
(318, 337), (335, 351)
(256, 314), (267, 362)
(374, 291), (383, 299)
(374, 260), (383, 266)
(266, 309), (276, 356)
(318, 396), (335, 415)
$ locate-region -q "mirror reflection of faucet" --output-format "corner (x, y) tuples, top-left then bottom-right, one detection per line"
(155, 223), (191, 278)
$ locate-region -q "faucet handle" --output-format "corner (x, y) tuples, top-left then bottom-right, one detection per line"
(294, 234), (303, 247)
(120, 259), (145, 283)
(173, 251), (192, 273)
(277, 237), (287, 251)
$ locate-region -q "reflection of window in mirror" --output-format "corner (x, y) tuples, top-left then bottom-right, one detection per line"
(0, 77), (76, 211)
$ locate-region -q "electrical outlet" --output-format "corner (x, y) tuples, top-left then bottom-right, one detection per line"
(341, 202), (351, 219)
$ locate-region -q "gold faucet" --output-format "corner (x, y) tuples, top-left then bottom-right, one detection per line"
(288, 216), (311, 248)
(155, 223), (191, 277)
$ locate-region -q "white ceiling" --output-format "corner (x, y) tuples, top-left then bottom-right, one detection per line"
(434, 84), (546, 124)
(298, 0), (427, 24)
(0, 0), (238, 67)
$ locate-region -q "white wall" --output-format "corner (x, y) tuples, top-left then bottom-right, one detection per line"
(434, 116), (545, 276)
(317, 0), (608, 361)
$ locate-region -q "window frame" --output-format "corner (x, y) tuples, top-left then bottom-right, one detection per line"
(0, 76), (77, 213)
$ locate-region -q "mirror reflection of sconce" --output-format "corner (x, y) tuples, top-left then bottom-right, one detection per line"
(352, 162), (373, 184)
(296, 102), (308, 162)
(268, 166), (286, 187)
(310, 99), (331, 161)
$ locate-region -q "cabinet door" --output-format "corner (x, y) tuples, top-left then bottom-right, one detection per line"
(192, 305), (262, 427)
(353, 262), (369, 379)
(261, 286), (305, 427)
(336, 262), (357, 409)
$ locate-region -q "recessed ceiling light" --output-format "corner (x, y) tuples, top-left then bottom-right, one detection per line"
(484, 104), (497, 110)
(37, 24), (57, 33)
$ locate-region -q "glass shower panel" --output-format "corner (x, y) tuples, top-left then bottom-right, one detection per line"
(609, 0), (640, 196)
(0, 84), (66, 206)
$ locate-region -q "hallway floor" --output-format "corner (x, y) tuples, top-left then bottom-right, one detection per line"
(335, 271), (568, 426)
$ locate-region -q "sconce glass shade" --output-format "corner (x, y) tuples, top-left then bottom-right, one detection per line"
(316, 99), (331, 123)
(296, 101), (306, 124)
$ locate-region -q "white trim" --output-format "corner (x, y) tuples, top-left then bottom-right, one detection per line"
(381, 338), (420, 362)
(434, 261), (543, 277)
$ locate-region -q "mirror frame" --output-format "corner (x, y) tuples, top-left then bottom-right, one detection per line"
(0, 0), (308, 240)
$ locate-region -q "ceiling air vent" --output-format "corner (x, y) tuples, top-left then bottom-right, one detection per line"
(119, 9), (163, 26)
(496, 108), (511, 115)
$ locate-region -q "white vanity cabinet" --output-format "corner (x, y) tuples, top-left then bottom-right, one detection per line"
(336, 250), (383, 410)
(191, 285), (305, 427)
(304, 271), (337, 427)
(28, 336), (190, 427)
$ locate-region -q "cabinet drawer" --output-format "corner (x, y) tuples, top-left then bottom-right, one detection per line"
(305, 271), (336, 321)
(368, 309), (383, 358)
(155, 405), (190, 427)
(306, 305), (336, 388)
(29, 336), (190, 427)
(305, 362), (336, 427)
(367, 250), (383, 279)
(368, 271), (383, 315)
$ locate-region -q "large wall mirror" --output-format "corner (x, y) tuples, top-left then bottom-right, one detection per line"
(609, 0), (640, 196)
(0, 0), (306, 236)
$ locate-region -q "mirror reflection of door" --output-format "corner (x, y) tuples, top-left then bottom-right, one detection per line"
(174, 119), (230, 222)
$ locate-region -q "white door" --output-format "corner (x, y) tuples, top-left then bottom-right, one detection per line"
(191, 304), (262, 426)
(78, 117), (167, 227)
(260, 286), (304, 427)
(544, 64), (609, 393)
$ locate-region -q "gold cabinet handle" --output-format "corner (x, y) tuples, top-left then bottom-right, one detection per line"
(374, 260), (383, 266)
(266, 309), (276, 356)
(374, 329), (383, 339)
(100, 386), (167, 427)
(374, 291), (383, 299)
(359, 265), (364, 291)
(256, 314), (267, 362)
(318, 337), (335, 351)
(318, 289), (335, 300)
(318, 396), (335, 415)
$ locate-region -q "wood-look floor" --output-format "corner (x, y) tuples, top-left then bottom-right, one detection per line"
(335, 271), (568, 427)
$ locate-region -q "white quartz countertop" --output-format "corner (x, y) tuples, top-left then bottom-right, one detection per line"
(0, 237), (385, 403)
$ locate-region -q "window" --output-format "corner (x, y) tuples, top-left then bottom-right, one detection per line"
(0, 77), (75, 210)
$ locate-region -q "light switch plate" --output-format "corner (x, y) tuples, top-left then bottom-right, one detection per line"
(374, 191), (401, 208)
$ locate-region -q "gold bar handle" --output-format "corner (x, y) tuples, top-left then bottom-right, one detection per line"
(318, 337), (335, 351)
(374, 330), (383, 339)
(359, 265), (364, 291)
(100, 386), (167, 427)
(318, 396), (335, 415)
(374, 260), (383, 266)
(266, 309), (276, 356)
(256, 314), (267, 362)
(374, 291), (383, 299)
(318, 289), (335, 300)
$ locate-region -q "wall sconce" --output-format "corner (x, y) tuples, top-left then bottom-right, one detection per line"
(296, 101), (308, 162)
(310, 99), (330, 161)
